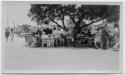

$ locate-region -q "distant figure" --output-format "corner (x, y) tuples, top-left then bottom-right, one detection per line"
(87, 30), (93, 47)
(35, 29), (42, 47)
(87, 30), (91, 36)
(101, 29), (110, 49)
(113, 33), (119, 50)
(94, 30), (103, 49)
(10, 29), (14, 42)
(49, 34), (54, 47)
(42, 32), (48, 47)
(5, 29), (10, 41)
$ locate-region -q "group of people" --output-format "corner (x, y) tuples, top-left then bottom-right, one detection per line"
(23, 26), (119, 50)
(24, 29), (100, 48)
(24, 29), (74, 47)
(93, 28), (120, 50)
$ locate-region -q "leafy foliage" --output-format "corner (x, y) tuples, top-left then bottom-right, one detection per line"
(20, 24), (31, 33)
(44, 28), (52, 34)
(28, 4), (119, 28)
(28, 4), (120, 40)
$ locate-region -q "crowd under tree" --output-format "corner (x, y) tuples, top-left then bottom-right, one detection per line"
(5, 4), (120, 50)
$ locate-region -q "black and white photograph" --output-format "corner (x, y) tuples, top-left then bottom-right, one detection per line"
(1, 1), (122, 73)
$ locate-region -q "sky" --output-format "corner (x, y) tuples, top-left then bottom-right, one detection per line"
(2, 1), (37, 27)
(2, 1), (103, 28)
(2, 1), (82, 28)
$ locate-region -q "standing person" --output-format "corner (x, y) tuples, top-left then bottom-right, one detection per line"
(87, 30), (91, 37)
(52, 35), (55, 47)
(63, 35), (67, 47)
(49, 34), (54, 47)
(30, 30), (37, 47)
(5, 29), (10, 41)
(42, 32), (48, 47)
(87, 30), (92, 47)
(60, 34), (66, 47)
(101, 29), (109, 50)
(46, 34), (50, 47)
(94, 30), (103, 49)
(35, 29), (42, 47)
(10, 29), (14, 42)
(60, 34), (63, 47)
(54, 34), (58, 47)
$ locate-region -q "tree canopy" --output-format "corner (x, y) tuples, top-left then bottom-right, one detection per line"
(28, 4), (119, 28)
(28, 4), (120, 39)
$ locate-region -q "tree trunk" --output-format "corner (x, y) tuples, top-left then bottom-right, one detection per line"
(73, 25), (82, 40)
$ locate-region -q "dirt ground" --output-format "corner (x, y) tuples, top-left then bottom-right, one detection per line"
(2, 37), (120, 73)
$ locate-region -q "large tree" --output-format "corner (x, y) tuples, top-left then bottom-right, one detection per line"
(28, 4), (120, 39)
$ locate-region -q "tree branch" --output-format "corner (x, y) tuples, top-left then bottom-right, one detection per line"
(62, 18), (66, 28)
(69, 15), (76, 25)
(51, 19), (64, 29)
(62, 13), (66, 28)
(81, 18), (104, 28)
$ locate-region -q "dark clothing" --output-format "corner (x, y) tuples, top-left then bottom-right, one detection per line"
(35, 37), (42, 47)
(101, 29), (109, 49)
(5, 31), (10, 40)
(36, 30), (42, 36)
(34, 29), (43, 47)
(31, 32), (36, 37)
(87, 30), (92, 37)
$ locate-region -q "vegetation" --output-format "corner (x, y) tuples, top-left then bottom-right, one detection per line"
(26, 4), (120, 49)
(29, 5), (119, 35)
